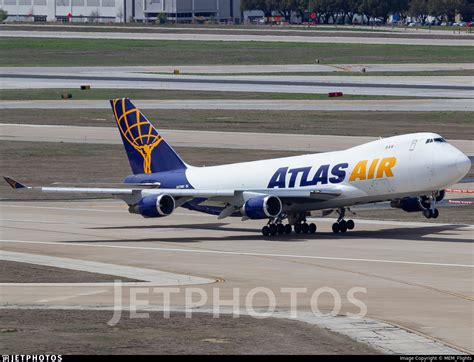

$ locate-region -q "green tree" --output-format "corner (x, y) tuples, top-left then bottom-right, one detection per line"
(409, 0), (429, 23)
(428, 0), (466, 22)
(0, 9), (8, 22)
(459, 0), (473, 20)
(309, 0), (338, 23)
(241, 0), (281, 17)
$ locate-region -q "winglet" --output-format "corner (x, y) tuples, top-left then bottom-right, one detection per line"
(3, 176), (27, 189)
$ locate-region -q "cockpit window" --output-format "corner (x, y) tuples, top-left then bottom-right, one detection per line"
(426, 138), (446, 144)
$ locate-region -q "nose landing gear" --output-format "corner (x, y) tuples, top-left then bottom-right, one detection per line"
(332, 208), (355, 234)
(422, 192), (439, 219)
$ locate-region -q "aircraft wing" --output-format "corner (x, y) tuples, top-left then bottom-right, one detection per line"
(3, 177), (342, 204)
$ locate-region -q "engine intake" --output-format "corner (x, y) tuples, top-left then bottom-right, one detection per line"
(241, 195), (282, 220)
(130, 194), (175, 218)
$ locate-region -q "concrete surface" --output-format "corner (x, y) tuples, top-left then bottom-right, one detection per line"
(1, 123), (472, 156)
(2, 64), (474, 75)
(0, 199), (472, 353)
(1, 71), (473, 98)
(1, 30), (473, 46)
(1, 99), (473, 112)
(3, 23), (473, 36)
(1, 251), (215, 287)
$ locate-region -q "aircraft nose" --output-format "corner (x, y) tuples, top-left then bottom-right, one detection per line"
(455, 153), (471, 177)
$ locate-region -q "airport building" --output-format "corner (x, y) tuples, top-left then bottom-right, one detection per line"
(0, 0), (241, 23)
(129, 0), (241, 24)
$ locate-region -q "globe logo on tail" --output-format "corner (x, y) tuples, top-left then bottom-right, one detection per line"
(112, 98), (162, 174)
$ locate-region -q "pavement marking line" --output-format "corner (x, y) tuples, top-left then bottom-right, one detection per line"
(2, 99), (474, 112)
(0, 250), (216, 287)
(1, 239), (472, 269)
(36, 289), (108, 303)
(1, 204), (473, 228)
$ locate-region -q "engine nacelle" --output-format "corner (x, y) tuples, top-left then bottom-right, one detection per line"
(391, 190), (445, 213)
(241, 195), (282, 220)
(129, 194), (175, 218)
(391, 197), (425, 212)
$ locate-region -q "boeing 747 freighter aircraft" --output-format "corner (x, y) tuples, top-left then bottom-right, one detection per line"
(5, 98), (471, 236)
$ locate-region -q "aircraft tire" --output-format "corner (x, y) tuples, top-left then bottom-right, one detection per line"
(262, 226), (270, 236)
(423, 209), (432, 219)
(347, 219), (355, 230)
(301, 223), (309, 234)
(294, 224), (302, 234)
(309, 223), (317, 234)
(432, 208), (439, 218)
(339, 223), (348, 233)
(284, 224), (292, 234)
(277, 224), (285, 234)
(332, 223), (340, 233)
(269, 224), (278, 236)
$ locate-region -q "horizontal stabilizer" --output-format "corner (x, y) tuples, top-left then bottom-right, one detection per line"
(3, 177), (28, 190)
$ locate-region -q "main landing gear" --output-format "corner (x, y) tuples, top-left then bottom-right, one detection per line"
(261, 222), (292, 237)
(293, 217), (317, 235)
(332, 208), (355, 234)
(261, 214), (316, 236)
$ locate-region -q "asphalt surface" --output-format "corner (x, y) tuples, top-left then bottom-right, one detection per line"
(2, 70), (472, 98)
(3, 64), (474, 74)
(2, 23), (471, 36)
(0, 199), (472, 353)
(1, 29), (473, 46)
(2, 99), (473, 112)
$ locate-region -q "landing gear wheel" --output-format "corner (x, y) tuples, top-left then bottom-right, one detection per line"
(346, 219), (355, 230)
(294, 224), (302, 234)
(423, 208), (432, 219)
(284, 224), (292, 234)
(432, 209), (439, 219)
(262, 226), (270, 236)
(339, 220), (348, 233)
(269, 224), (277, 236)
(301, 223), (309, 234)
(308, 223), (317, 234)
(332, 223), (340, 233)
(277, 224), (285, 234)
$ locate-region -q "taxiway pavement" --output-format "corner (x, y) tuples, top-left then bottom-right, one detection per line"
(0, 199), (472, 352)
(1, 99), (473, 112)
(2, 70), (473, 98)
(1, 30), (473, 46)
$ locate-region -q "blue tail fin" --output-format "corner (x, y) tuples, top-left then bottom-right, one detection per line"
(110, 98), (187, 174)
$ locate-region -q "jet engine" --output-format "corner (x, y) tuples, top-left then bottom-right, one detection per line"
(129, 194), (175, 218)
(391, 191), (445, 213)
(241, 195), (282, 219)
(391, 197), (425, 212)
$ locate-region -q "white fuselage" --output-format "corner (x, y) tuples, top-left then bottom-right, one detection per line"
(184, 133), (471, 212)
